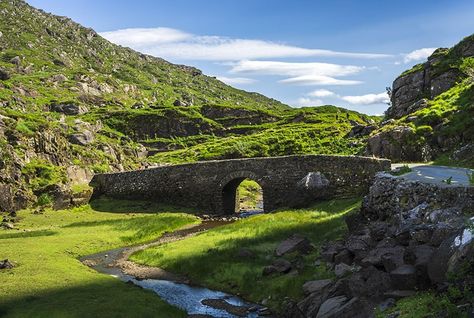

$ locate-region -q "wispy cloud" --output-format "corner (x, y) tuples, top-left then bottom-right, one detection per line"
(296, 97), (324, 107)
(99, 27), (392, 61)
(341, 92), (389, 105)
(100, 27), (192, 46)
(215, 76), (256, 85)
(230, 60), (364, 86)
(403, 48), (437, 63)
(307, 89), (336, 97)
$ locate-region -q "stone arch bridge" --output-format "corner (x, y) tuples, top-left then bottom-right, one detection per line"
(90, 155), (390, 215)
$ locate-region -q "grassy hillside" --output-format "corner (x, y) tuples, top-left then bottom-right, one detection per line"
(0, 0), (379, 211)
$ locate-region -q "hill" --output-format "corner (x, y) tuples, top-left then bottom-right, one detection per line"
(366, 34), (474, 166)
(0, 0), (375, 211)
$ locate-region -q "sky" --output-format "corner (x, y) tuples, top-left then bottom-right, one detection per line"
(28, 0), (474, 115)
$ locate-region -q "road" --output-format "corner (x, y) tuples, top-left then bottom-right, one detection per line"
(391, 164), (473, 187)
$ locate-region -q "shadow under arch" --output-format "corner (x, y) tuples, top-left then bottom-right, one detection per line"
(216, 170), (266, 215)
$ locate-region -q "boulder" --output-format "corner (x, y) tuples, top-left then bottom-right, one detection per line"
(69, 130), (94, 146)
(390, 265), (417, 290)
(272, 259), (292, 274)
(0, 259), (14, 269)
(0, 67), (10, 80)
(316, 296), (365, 318)
(320, 241), (345, 263)
(303, 279), (333, 295)
(428, 226), (474, 284)
(1, 222), (14, 229)
(334, 263), (352, 278)
(50, 103), (88, 115)
(334, 249), (354, 265)
(275, 234), (314, 256)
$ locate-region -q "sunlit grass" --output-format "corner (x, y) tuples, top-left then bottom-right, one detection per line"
(131, 198), (360, 312)
(0, 201), (199, 318)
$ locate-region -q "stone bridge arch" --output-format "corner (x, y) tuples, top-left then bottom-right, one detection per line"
(90, 155), (391, 215)
(214, 170), (267, 214)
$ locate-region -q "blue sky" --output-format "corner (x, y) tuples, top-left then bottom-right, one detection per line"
(28, 0), (474, 114)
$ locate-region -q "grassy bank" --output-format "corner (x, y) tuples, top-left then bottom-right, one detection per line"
(131, 198), (360, 312)
(0, 199), (199, 318)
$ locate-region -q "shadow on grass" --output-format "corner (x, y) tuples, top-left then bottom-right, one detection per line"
(63, 214), (197, 244)
(131, 198), (360, 310)
(89, 196), (199, 215)
(0, 279), (186, 318)
(0, 230), (57, 240)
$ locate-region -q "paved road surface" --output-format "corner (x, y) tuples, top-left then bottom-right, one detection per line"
(391, 164), (473, 187)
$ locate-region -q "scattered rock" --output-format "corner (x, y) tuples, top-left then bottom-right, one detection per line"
(334, 263), (352, 278)
(390, 265), (417, 290)
(316, 296), (365, 318)
(235, 248), (254, 259)
(303, 279), (333, 295)
(275, 234), (314, 256)
(378, 298), (396, 312)
(0, 67), (10, 81)
(272, 259), (292, 274)
(201, 298), (248, 317)
(69, 130), (94, 146)
(1, 222), (14, 229)
(0, 259), (14, 269)
(50, 103), (88, 115)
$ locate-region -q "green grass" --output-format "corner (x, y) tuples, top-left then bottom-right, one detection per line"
(376, 292), (466, 318)
(390, 164), (413, 176)
(131, 198), (360, 312)
(468, 171), (474, 185)
(0, 200), (199, 318)
(237, 179), (262, 210)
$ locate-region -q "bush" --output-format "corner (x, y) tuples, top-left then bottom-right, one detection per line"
(416, 125), (433, 136)
(37, 193), (53, 206)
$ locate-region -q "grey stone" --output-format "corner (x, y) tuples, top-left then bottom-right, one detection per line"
(50, 103), (88, 115)
(275, 234), (313, 256)
(0, 68), (10, 81)
(302, 279), (333, 295)
(69, 130), (94, 146)
(316, 296), (365, 318)
(334, 263), (352, 278)
(334, 249), (353, 265)
(272, 259), (292, 274)
(10, 56), (21, 66)
(428, 225), (474, 283)
(1, 222), (14, 229)
(297, 172), (330, 190)
(383, 290), (416, 299)
(390, 265), (417, 290)
(0, 259), (14, 269)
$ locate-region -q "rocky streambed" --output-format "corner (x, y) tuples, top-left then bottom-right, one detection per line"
(81, 217), (269, 318)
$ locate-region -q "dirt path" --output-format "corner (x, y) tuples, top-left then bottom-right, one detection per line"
(81, 220), (230, 282)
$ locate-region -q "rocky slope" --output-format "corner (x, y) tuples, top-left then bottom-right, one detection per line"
(366, 34), (474, 164)
(0, 0), (376, 212)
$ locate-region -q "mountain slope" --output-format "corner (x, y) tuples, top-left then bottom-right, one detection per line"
(366, 34), (474, 165)
(0, 0), (376, 212)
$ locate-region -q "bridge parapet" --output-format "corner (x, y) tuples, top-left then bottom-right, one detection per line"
(90, 155), (391, 214)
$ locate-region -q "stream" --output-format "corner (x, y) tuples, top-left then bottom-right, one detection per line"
(81, 214), (269, 318)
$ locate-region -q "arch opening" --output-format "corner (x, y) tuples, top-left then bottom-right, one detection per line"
(222, 178), (264, 215)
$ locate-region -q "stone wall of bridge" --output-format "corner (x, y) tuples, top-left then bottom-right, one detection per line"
(90, 155), (391, 214)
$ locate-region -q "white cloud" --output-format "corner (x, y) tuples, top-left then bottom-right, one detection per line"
(230, 60), (363, 86)
(341, 92), (389, 105)
(280, 75), (362, 86)
(99, 27), (392, 61)
(403, 48), (437, 63)
(307, 89), (336, 97)
(296, 97), (324, 107)
(215, 76), (256, 85)
(100, 27), (191, 47)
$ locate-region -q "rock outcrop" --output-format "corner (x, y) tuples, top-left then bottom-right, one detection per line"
(286, 173), (474, 317)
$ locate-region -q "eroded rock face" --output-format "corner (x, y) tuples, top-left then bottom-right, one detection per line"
(366, 126), (432, 162)
(289, 173), (474, 317)
(50, 103), (88, 115)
